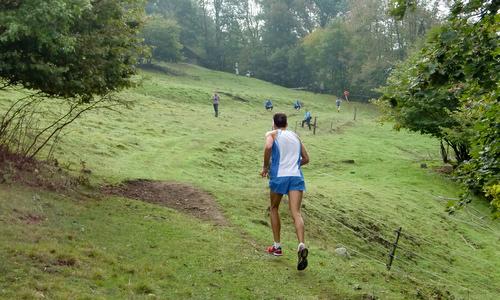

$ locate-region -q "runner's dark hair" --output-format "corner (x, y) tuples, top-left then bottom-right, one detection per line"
(273, 113), (287, 128)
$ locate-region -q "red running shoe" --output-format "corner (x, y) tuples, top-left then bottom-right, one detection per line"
(266, 245), (283, 256)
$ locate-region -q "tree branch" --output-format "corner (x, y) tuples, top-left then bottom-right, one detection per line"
(28, 96), (113, 158)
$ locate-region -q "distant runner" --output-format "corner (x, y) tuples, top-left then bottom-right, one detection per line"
(265, 99), (273, 111)
(261, 113), (310, 270)
(213, 92), (220, 117)
(343, 89), (350, 102)
(294, 100), (301, 110)
(302, 110), (312, 130)
(336, 97), (342, 112)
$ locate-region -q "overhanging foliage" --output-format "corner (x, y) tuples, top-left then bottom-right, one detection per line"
(377, 0), (499, 216)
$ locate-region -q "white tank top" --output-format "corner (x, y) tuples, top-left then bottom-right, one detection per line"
(270, 130), (302, 178)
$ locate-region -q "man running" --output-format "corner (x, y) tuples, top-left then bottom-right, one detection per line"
(336, 97), (342, 112)
(302, 110), (312, 130)
(213, 92), (220, 117)
(265, 99), (273, 111)
(260, 113), (310, 271)
(343, 89), (350, 102)
(294, 100), (301, 110)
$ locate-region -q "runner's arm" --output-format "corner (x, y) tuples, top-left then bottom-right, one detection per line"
(261, 134), (274, 177)
(300, 142), (309, 166)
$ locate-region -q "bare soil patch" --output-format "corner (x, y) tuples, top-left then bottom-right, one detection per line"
(0, 146), (84, 191)
(18, 213), (45, 225)
(433, 164), (454, 174)
(12, 208), (46, 225)
(218, 91), (250, 102)
(138, 63), (186, 76)
(102, 179), (227, 225)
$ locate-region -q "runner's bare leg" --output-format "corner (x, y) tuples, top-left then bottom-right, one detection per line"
(288, 190), (304, 244)
(270, 192), (283, 243)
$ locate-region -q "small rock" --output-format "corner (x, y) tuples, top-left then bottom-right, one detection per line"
(335, 247), (351, 258)
(353, 284), (362, 290)
(341, 159), (355, 164)
(439, 164), (454, 174)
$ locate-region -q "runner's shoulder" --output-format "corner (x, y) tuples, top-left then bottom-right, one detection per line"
(265, 130), (278, 139)
(289, 130), (301, 141)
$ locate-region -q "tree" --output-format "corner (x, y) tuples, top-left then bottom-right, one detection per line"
(211, 0), (247, 70)
(378, 0), (499, 215)
(259, 0), (301, 51)
(287, 45), (313, 88)
(342, 0), (441, 99)
(147, 0), (207, 62)
(388, 0), (418, 20)
(303, 22), (351, 93)
(0, 0), (145, 99)
(0, 0), (146, 158)
(142, 15), (182, 62)
(310, 0), (348, 27)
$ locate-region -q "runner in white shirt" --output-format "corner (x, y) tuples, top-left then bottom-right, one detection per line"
(260, 113), (310, 270)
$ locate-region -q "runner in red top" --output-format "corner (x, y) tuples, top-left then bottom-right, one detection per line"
(343, 89), (350, 102)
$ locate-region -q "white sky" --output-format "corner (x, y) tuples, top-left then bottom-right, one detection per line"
(205, 0), (452, 20)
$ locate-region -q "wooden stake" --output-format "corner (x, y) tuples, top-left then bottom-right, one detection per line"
(386, 227), (402, 270)
(313, 117), (317, 135)
(460, 234), (476, 250)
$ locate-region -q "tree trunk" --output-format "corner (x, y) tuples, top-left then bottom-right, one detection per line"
(445, 139), (471, 164)
(440, 139), (449, 163)
(199, 0), (209, 56)
(213, 0), (223, 70)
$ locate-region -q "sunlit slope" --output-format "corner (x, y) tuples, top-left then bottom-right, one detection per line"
(1, 63), (499, 299)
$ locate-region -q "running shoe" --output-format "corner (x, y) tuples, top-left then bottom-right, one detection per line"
(297, 245), (308, 270)
(266, 245), (283, 256)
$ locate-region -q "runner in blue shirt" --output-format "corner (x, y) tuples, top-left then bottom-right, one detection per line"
(302, 111), (312, 130)
(265, 99), (273, 111)
(294, 100), (301, 110)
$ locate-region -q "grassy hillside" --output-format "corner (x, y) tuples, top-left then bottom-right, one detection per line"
(1, 63), (499, 299)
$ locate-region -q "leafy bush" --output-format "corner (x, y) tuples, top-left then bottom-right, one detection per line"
(377, 1), (499, 216)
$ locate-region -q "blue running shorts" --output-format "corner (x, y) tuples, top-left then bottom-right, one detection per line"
(269, 176), (306, 195)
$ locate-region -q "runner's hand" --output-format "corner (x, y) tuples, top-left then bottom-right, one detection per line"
(260, 167), (268, 178)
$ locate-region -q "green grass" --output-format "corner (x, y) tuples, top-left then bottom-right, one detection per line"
(1, 63), (499, 299)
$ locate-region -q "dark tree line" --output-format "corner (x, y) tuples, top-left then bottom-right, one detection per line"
(142, 0), (443, 99)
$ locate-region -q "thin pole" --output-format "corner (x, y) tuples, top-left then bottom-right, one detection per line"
(313, 117), (317, 135)
(386, 227), (402, 270)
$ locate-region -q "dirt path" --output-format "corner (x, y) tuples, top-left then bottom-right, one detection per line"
(102, 179), (227, 225)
